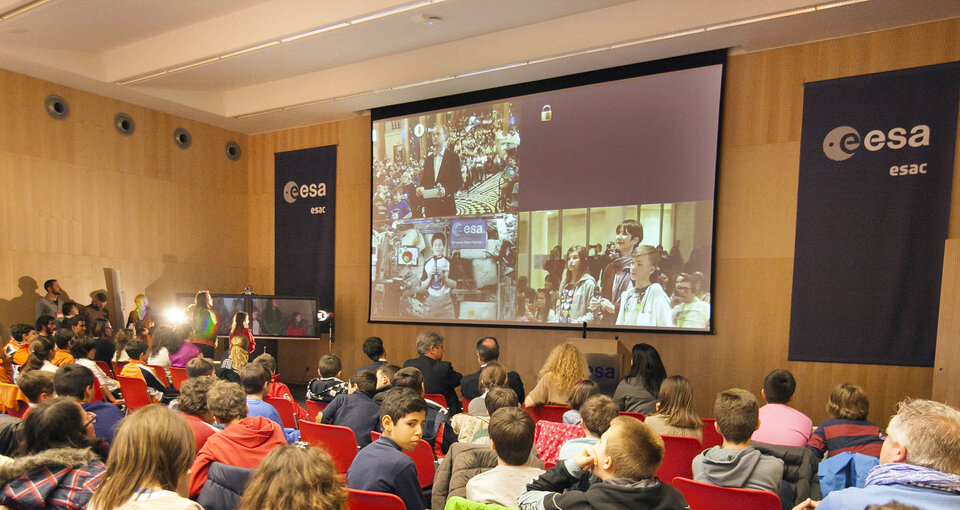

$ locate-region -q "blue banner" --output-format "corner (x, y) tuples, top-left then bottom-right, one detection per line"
(789, 62), (960, 366)
(275, 146), (336, 314)
(449, 219), (487, 250)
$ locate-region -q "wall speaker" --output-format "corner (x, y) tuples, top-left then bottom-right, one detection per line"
(44, 95), (69, 120)
(225, 141), (241, 161)
(114, 113), (135, 136)
(173, 127), (191, 149)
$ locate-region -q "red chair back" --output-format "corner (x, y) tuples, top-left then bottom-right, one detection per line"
(346, 488), (406, 510)
(264, 397), (298, 429)
(95, 360), (114, 378)
(300, 421), (358, 472)
(91, 378), (103, 402)
(114, 361), (128, 373)
(423, 393), (447, 409)
(147, 365), (169, 385)
(701, 418), (723, 449)
(305, 400), (328, 421)
(524, 404), (572, 423)
(169, 367), (188, 390)
(656, 435), (702, 482)
(117, 376), (152, 411)
(461, 397), (470, 411)
(620, 411), (646, 421)
(672, 477), (781, 510)
(370, 431), (436, 488)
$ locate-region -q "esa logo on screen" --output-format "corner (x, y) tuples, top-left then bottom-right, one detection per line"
(283, 181), (327, 204)
(821, 124), (930, 162)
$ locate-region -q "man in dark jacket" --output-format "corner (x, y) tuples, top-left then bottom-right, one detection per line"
(402, 330), (462, 415)
(460, 336), (525, 403)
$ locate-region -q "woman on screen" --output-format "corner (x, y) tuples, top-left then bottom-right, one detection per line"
(420, 233), (456, 319)
(285, 312), (306, 336)
(593, 219), (643, 324)
(533, 288), (557, 322)
(229, 312), (256, 353)
(554, 245), (596, 324)
(189, 291), (218, 359)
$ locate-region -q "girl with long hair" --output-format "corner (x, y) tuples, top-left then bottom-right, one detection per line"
(238, 444), (346, 510)
(112, 327), (136, 363)
(20, 338), (56, 374)
(228, 312), (256, 354)
(524, 342), (588, 407)
(644, 375), (702, 440)
(90, 318), (116, 368)
(613, 343), (667, 415)
(554, 245), (596, 324)
(533, 288), (557, 322)
(285, 312), (306, 336)
(89, 405), (199, 509)
(467, 362), (508, 416)
(217, 332), (249, 384)
(190, 291), (218, 358)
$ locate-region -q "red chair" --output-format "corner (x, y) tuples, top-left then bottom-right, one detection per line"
(424, 393), (447, 409)
(168, 367), (188, 390)
(672, 477), (781, 510)
(701, 418), (723, 449)
(370, 431), (436, 488)
(620, 411), (646, 421)
(264, 397), (298, 429)
(346, 488), (406, 510)
(114, 361), (128, 374)
(117, 376), (152, 411)
(305, 400), (328, 421)
(95, 360), (114, 378)
(148, 365), (170, 385)
(523, 404), (572, 423)
(91, 378), (103, 402)
(656, 435), (702, 482)
(461, 397), (470, 411)
(300, 421), (358, 472)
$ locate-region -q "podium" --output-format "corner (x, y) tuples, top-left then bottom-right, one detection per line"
(566, 338), (629, 396)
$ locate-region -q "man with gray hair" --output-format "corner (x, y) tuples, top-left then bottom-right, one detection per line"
(403, 330), (462, 414)
(793, 398), (960, 510)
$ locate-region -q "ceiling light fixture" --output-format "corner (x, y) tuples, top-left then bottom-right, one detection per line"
(0, 0), (52, 21)
(231, 0), (870, 119)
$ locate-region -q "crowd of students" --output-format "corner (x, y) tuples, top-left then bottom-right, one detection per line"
(2, 297), (959, 509)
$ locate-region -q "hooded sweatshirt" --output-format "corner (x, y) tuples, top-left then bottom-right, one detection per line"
(691, 445), (784, 493)
(188, 416), (286, 497)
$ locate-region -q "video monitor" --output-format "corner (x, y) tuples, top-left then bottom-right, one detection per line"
(174, 294), (319, 338)
(370, 51), (724, 332)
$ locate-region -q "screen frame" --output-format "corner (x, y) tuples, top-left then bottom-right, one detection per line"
(368, 49), (726, 334)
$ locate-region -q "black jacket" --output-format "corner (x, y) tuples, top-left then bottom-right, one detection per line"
(197, 462), (254, 510)
(402, 355), (462, 414)
(523, 461), (689, 510)
(354, 360), (386, 374)
(461, 367), (525, 402)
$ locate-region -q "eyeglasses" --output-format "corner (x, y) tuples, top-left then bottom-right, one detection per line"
(83, 411), (97, 428)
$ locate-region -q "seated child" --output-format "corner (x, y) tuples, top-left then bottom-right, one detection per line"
(17, 370), (54, 419)
(563, 380), (600, 425)
(518, 416), (688, 510)
(468, 386), (520, 445)
(216, 333), (249, 384)
(119, 340), (177, 403)
(807, 383), (884, 459)
(241, 363), (300, 443)
(644, 375), (703, 441)
(347, 387), (428, 510)
(320, 370), (381, 447)
(558, 394), (619, 461)
(69, 334), (120, 402)
(186, 356), (215, 378)
(751, 369), (813, 447)
(253, 353), (307, 421)
(53, 363), (124, 444)
(392, 366), (458, 454)
(178, 375), (220, 452)
(466, 407), (545, 508)
(372, 364), (399, 405)
(51, 329), (75, 367)
(693, 388), (784, 493)
(467, 362), (508, 417)
(305, 354), (348, 403)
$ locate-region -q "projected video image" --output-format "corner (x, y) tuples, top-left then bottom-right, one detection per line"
(373, 101), (520, 221)
(372, 214), (518, 321)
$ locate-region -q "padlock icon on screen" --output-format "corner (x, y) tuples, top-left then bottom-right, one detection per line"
(541, 105), (552, 122)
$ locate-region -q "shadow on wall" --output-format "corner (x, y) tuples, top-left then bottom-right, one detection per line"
(0, 276), (42, 335)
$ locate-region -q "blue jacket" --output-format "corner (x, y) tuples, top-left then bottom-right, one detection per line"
(82, 401), (124, 445)
(817, 452), (878, 497)
(246, 397), (300, 443)
(347, 436), (425, 510)
(321, 391), (380, 447)
(818, 483), (960, 510)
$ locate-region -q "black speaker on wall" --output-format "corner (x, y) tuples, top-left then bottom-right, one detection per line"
(225, 141), (241, 161)
(114, 113), (135, 136)
(44, 95), (69, 120)
(173, 127), (191, 149)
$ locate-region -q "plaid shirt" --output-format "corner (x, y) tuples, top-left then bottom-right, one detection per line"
(1, 460), (106, 509)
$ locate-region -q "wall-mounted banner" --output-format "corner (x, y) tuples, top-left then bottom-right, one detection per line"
(275, 146), (336, 314)
(789, 62), (960, 366)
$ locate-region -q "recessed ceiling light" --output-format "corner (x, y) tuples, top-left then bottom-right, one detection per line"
(421, 14), (442, 25)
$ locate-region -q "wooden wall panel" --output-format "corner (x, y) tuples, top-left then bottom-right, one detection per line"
(243, 18), (959, 425)
(933, 239), (960, 409)
(0, 68), (249, 333)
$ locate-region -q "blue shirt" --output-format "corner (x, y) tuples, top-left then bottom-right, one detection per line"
(82, 400), (124, 445)
(246, 397), (300, 443)
(347, 436), (425, 510)
(817, 483), (959, 510)
(321, 391), (380, 446)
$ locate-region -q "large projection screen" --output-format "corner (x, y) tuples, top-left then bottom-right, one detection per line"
(370, 51), (724, 332)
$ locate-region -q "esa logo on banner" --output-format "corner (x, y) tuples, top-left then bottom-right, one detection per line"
(282, 180), (328, 214)
(822, 124), (931, 176)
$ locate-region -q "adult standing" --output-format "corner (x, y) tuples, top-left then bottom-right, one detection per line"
(592, 219), (643, 324)
(402, 331), (462, 415)
(82, 291), (109, 327)
(34, 279), (69, 323)
(416, 124), (462, 218)
(190, 291), (218, 358)
(460, 336), (525, 403)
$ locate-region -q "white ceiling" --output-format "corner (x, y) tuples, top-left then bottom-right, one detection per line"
(0, 0), (957, 134)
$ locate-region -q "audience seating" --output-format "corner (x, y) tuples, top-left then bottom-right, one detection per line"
(346, 488), (406, 510)
(656, 435), (702, 482)
(264, 396), (299, 429)
(371, 431), (436, 488)
(91, 378), (103, 402)
(424, 393), (448, 409)
(299, 421), (357, 472)
(116, 376), (151, 411)
(523, 404), (571, 423)
(305, 399), (328, 421)
(114, 361), (128, 374)
(701, 418), (723, 448)
(619, 411), (645, 421)
(94, 360), (114, 378)
(533, 419), (584, 465)
(169, 367), (188, 390)
(148, 365), (170, 385)
(672, 477), (781, 510)
(461, 397), (470, 411)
